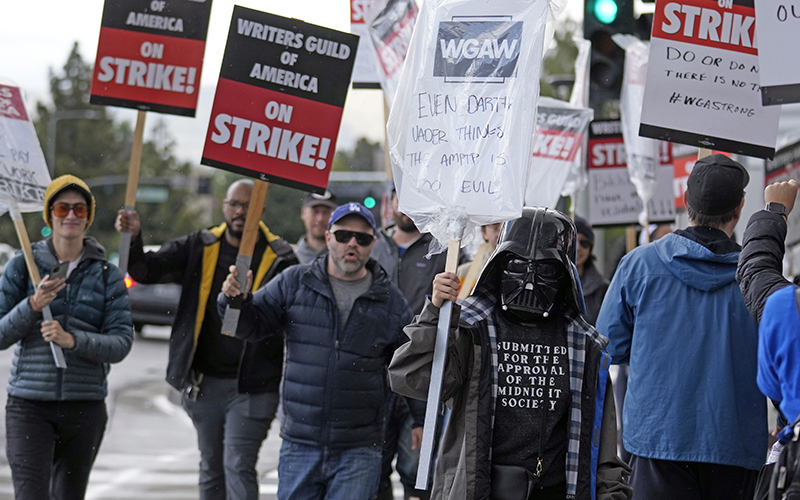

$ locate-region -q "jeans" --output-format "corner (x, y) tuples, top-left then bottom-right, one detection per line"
(277, 440), (382, 500)
(5, 395), (107, 500)
(182, 375), (279, 500)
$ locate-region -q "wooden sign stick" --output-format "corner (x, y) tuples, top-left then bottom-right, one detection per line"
(9, 201), (67, 368)
(416, 233), (462, 490)
(117, 110), (146, 276)
(221, 180), (269, 337)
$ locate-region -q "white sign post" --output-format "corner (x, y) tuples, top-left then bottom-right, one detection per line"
(0, 78), (66, 369)
(387, 0), (550, 489)
(639, 0), (780, 159)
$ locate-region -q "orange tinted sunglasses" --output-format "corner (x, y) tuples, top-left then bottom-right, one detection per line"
(51, 203), (89, 218)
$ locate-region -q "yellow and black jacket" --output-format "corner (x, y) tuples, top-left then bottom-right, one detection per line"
(128, 221), (297, 392)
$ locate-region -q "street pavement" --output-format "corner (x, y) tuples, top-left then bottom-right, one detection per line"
(0, 327), (404, 499)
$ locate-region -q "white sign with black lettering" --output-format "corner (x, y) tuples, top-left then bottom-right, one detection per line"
(0, 78), (50, 216)
(588, 120), (675, 226)
(639, 0), (780, 159)
(755, 0), (800, 105)
(387, 0), (548, 246)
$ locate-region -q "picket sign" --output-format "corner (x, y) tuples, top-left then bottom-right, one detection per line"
(220, 180), (269, 337)
(385, 0), (557, 487)
(0, 78), (66, 368)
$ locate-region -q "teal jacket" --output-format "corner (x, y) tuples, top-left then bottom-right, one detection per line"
(0, 238), (133, 401)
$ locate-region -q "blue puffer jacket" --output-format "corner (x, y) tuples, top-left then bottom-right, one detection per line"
(221, 256), (414, 448)
(597, 232), (766, 470)
(0, 238), (133, 401)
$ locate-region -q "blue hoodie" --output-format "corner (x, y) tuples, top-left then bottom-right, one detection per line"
(597, 232), (766, 470)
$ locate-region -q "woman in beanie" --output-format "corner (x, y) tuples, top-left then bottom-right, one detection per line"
(0, 175), (133, 499)
(574, 217), (609, 326)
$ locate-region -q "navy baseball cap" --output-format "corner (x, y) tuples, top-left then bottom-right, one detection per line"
(328, 202), (377, 232)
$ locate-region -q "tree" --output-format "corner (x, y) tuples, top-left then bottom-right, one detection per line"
(332, 137), (382, 172)
(540, 19), (580, 100)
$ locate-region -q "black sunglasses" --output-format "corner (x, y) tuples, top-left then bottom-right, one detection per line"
(578, 238), (592, 249)
(332, 230), (375, 246)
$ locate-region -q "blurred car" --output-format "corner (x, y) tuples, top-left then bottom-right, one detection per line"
(124, 246), (182, 335)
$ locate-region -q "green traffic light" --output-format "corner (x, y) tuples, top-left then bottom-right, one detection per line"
(594, 0), (619, 24)
(363, 196), (377, 209)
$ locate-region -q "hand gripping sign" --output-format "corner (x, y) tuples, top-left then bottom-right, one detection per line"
(0, 78), (66, 369)
(639, 0), (780, 159)
(90, 0), (213, 275)
(202, 7), (357, 335)
(386, 0), (551, 489)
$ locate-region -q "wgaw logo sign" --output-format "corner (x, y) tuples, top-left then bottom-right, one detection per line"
(433, 18), (522, 82)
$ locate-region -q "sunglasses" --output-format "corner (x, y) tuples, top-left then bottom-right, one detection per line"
(331, 230), (375, 246)
(578, 238), (592, 249)
(51, 202), (89, 218)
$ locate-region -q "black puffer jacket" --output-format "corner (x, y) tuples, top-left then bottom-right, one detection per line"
(222, 256), (414, 448)
(737, 210), (792, 323)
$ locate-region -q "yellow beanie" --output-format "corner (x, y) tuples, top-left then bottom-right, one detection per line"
(43, 175), (96, 229)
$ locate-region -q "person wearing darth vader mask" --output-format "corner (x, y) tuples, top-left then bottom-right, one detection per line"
(388, 207), (632, 500)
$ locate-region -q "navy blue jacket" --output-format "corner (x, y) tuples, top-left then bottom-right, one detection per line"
(0, 238), (133, 401)
(220, 256), (413, 448)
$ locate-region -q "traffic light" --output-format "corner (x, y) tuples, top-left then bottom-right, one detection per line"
(584, 0), (634, 118)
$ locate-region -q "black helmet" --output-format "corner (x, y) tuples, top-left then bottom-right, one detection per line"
(475, 207), (583, 319)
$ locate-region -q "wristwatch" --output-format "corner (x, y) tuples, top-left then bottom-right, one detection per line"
(765, 202), (788, 219)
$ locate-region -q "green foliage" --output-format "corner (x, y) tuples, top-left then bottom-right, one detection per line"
(540, 19), (580, 100)
(332, 137), (382, 171)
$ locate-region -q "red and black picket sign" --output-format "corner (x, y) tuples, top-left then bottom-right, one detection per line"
(90, 0), (213, 117)
(201, 6), (359, 194)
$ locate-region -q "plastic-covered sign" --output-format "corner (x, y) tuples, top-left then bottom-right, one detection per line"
(525, 97), (593, 208)
(364, 0), (419, 105)
(90, 0), (213, 117)
(639, 0), (779, 159)
(387, 0), (550, 249)
(351, 0), (382, 88)
(0, 78), (50, 216)
(561, 36), (592, 199)
(615, 34), (659, 226)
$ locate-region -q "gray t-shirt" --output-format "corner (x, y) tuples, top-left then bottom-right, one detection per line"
(329, 270), (373, 329)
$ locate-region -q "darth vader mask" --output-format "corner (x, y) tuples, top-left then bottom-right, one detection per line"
(499, 257), (569, 323)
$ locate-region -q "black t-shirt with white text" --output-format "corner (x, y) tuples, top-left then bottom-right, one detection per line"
(491, 311), (570, 487)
